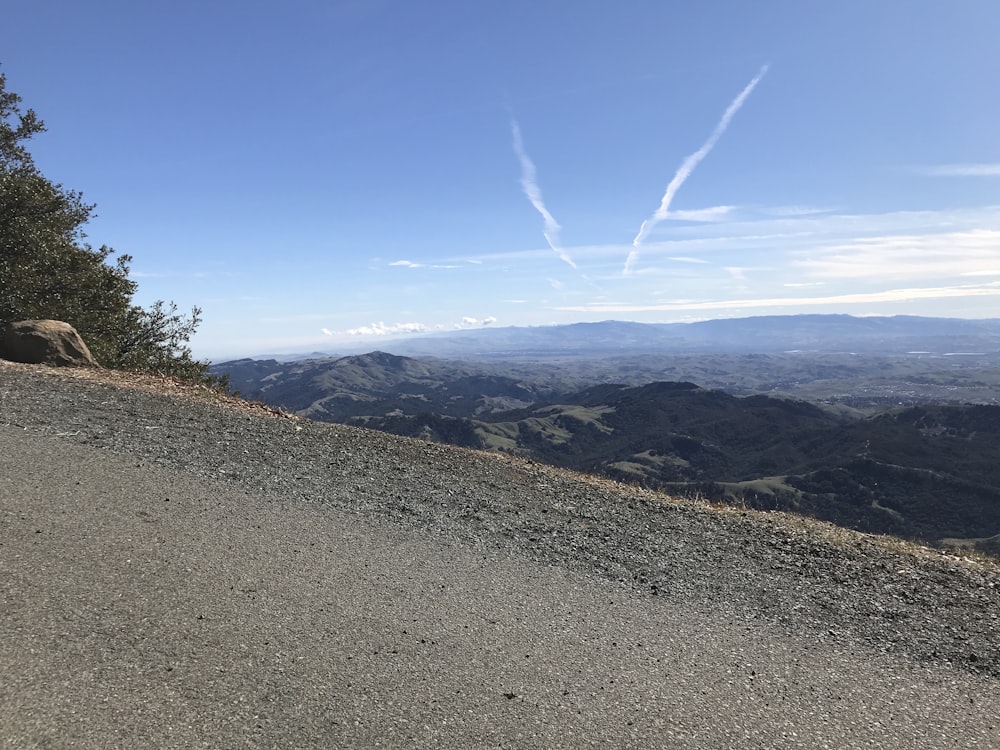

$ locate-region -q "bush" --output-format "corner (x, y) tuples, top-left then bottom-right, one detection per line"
(0, 72), (218, 385)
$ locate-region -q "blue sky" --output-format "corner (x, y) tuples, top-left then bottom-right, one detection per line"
(4, 1), (999, 359)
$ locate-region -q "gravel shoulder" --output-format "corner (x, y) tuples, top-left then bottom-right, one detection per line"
(2, 361), (1000, 748)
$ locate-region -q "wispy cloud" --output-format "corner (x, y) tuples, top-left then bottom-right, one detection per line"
(511, 119), (577, 269)
(919, 163), (1000, 177)
(342, 316), (497, 337)
(664, 205), (736, 222)
(388, 259), (464, 270)
(626, 65), (769, 274)
(447, 205), (1000, 304)
(794, 229), (1000, 280)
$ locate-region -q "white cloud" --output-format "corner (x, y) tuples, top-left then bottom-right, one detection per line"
(346, 321), (427, 336)
(321, 328), (333, 336)
(342, 317), (497, 337)
(458, 316), (498, 327)
(390, 260), (424, 268)
(794, 229), (1000, 280)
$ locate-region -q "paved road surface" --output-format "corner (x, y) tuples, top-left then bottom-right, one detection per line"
(2, 426), (998, 748)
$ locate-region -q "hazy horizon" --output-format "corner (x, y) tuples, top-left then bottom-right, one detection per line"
(210, 312), (1000, 363)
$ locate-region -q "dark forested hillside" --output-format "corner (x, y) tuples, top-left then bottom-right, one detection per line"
(463, 386), (1000, 548)
(389, 392), (1000, 551)
(215, 351), (1000, 551)
(218, 352), (552, 421)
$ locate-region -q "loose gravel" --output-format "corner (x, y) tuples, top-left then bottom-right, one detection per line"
(3, 360), (999, 686)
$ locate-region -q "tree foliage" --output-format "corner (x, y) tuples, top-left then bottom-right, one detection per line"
(0, 72), (218, 383)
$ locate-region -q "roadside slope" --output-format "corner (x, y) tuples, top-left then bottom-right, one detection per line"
(2, 361), (999, 748)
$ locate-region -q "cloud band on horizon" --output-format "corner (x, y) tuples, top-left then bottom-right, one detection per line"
(625, 65), (769, 275)
(554, 281), (1000, 314)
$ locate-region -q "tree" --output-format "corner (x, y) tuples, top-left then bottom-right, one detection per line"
(0, 72), (216, 383)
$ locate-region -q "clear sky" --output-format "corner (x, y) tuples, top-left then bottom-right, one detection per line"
(3, 1), (999, 359)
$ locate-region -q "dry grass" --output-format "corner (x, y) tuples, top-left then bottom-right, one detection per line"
(0, 359), (300, 421)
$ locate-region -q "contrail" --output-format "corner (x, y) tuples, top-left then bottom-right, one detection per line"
(511, 120), (577, 269)
(626, 65), (769, 274)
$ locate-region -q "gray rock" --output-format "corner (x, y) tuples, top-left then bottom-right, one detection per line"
(1, 319), (98, 367)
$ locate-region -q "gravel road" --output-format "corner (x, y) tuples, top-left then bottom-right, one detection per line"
(2, 361), (999, 748)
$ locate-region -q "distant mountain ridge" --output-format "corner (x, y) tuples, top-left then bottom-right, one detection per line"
(379, 315), (1000, 358)
(235, 315), (1000, 362)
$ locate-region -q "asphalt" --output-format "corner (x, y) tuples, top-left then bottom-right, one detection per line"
(2, 425), (999, 749)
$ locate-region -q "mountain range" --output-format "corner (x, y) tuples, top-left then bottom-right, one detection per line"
(262, 314), (1000, 361)
(214, 315), (1000, 553)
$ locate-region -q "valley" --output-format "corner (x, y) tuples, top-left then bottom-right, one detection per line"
(213, 316), (1000, 556)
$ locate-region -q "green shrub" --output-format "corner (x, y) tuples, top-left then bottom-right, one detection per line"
(0, 72), (218, 385)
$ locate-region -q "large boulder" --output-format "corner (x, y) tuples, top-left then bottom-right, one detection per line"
(0, 320), (99, 367)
